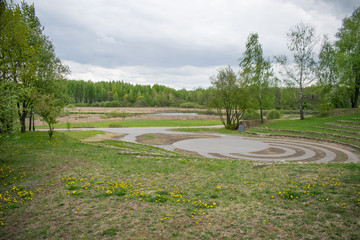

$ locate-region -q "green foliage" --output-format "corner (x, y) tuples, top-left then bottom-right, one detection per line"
(66, 122), (71, 131)
(266, 109), (282, 120)
(91, 101), (122, 107)
(316, 102), (334, 117)
(210, 66), (250, 130)
(239, 33), (273, 122)
(0, 82), (17, 134)
(335, 7), (360, 108)
(276, 23), (318, 120)
(65, 80), (210, 108)
(179, 102), (203, 108)
(244, 109), (260, 120)
(0, 1), (68, 133)
(35, 94), (64, 139)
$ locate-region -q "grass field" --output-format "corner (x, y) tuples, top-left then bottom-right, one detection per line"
(0, 130), (359, 239)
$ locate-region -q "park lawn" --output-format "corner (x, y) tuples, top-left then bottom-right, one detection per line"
(36, 119), (222, 129)
(0, 131), (359, 239)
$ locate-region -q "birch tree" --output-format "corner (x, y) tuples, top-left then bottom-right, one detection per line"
(275, 23), (318, 120)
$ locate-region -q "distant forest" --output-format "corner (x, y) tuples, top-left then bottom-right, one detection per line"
(64, 79), (351, 110)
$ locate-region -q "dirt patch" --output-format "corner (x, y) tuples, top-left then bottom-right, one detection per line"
(35, 113), (218, 126)
(136, 133), (219, 145)
(82, 132), (127, 142)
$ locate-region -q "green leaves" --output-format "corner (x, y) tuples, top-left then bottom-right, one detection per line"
(0, 1), (68, 133)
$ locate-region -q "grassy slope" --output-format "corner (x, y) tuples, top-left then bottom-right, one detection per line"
(248, 113), (360, 148)
(37, 119), (222, 129)
(175, 113), (360, 149)
(0, 131), (359, 239)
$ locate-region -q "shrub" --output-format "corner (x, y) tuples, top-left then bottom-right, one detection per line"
(179, 102), (203, 108)
(101, 111), (132, 119)
(266, 109), (281, 120)
(108, 123), (123, 128)
(66, 122), (71, 131)
(244, 109), (260, 120)
(316, 102), (333, 117)
(73, 103), (90, 107)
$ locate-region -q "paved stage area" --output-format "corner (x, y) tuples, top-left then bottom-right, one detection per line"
(94, 127), (359, 163)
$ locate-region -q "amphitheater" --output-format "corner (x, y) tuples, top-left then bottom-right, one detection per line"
(97, 126), (359, 163)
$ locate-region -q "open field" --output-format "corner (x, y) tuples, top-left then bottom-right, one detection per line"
(0, 130), (359, 239)
(33, 107), (218, 127)
(37, 119), (222, 129)
(2, 109), (360, 239)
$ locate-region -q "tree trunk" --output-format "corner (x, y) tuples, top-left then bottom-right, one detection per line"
(226, 109), (231, 127)
(32, 111), (35, 131)
(299, 66), (304, 120)
(259, 96), (263, 123)
(299, 85), (304, 120)
(17, 102), (28, 133)
(29, 111), (32, 131)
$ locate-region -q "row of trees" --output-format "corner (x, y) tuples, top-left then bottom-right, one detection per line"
(64, 78), (327, 111)
(65, 80), (210, 107)
(211, 6), (359, 129)
(0, 0), (68, 137)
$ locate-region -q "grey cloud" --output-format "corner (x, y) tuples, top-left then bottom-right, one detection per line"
(280, 0), (358, 18)
(16, 0), (358, 89)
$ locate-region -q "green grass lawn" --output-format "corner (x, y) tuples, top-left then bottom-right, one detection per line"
(0, 131), (359, 239)
(37, 119), (222, 129)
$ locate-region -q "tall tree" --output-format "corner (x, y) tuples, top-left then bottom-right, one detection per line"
(0, 2), (68, 132)
(317, 35), (340, 108)
(239, 33), (273, 123)
(335, 7), (360, 108)
(0, 1), (33, 133)
(276, 22), (318, 120)
(210, 66), (249, 130)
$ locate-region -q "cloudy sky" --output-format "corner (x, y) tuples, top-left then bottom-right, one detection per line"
(20, 0), (358, 89)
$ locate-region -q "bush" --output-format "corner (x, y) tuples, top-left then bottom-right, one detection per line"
(73, 103), (90, 107)
(101, 111), (132, 119)
(108, 123), (123, 128)
(66, 104), (76, 109)
(244, 109), (260, 120)
(266, 109), (282, 120)
(316, 102), (333, 117)
(179, 102), (203, 108)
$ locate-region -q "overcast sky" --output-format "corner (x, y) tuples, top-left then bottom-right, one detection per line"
(21, 0), (358, 89)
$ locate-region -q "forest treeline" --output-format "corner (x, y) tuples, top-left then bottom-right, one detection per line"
(64, 79), (347, 111)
